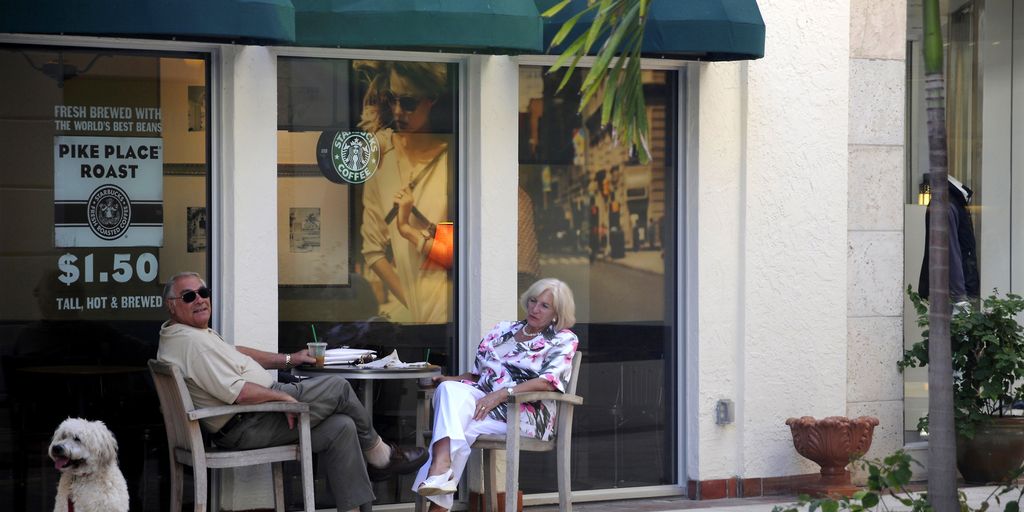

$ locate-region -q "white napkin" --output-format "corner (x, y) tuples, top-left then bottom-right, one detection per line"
(323, 347), (376, 365)
(356, 349), (428, 369)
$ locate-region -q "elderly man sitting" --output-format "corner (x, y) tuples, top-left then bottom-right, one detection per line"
(157, 271), (426, 512)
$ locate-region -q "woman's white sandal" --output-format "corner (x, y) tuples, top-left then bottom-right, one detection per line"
(417, 469), (458, 496)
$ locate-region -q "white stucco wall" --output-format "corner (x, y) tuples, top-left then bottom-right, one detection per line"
(846, 0), (906, 479)
(692, 0), (850, 480)
(463, 55), (521, 493)
(688, 61), (745, 480)
(217, 45), (280, 353)
(465, 55), (520, 368)
(215, 45), (281, 509)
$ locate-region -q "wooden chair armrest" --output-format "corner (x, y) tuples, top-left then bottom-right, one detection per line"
(508, 391), (583, 406)
(188, 401), (310, 421)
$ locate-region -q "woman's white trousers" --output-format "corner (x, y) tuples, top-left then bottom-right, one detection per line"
(411, 381), (507, 509)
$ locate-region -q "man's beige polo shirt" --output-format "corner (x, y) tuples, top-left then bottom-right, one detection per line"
(157, 320), (273, 432)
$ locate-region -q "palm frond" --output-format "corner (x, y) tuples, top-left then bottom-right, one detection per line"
(544, 0), (651, 163)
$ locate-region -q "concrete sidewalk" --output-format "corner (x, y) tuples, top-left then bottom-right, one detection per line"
(523, 486), (1009, 511)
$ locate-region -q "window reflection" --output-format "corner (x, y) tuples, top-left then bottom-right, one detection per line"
(517, 66), (679, 491)
(903, 1), (984, 444)
(0, 47), (210, 510)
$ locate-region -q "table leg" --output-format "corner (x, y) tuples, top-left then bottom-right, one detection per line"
(361, 380), (374, 417)
(416, 394), (427, 449)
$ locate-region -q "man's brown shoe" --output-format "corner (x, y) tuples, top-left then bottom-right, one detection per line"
(368, 442), (428, 481)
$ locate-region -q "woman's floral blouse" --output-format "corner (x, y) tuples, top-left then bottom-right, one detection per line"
(465, 320), (579, 441)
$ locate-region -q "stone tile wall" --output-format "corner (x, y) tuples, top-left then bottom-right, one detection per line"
(847, 0), (907, 481)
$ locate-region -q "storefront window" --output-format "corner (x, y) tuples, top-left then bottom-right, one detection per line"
(902, 0), (1024, 444)
(518, 65), (679, 491)
(0, 45), (210, 510)
(276, 57), (458, 504)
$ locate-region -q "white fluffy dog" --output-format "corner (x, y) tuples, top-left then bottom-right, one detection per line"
(49, 418), (129, 512)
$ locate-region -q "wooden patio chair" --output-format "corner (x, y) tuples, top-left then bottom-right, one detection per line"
(148, 359), (315, 512)
(476, 350), (584, 512)
(415, 351), (584, 512)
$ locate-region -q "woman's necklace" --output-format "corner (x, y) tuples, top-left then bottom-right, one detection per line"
(521, 324), (541, 337)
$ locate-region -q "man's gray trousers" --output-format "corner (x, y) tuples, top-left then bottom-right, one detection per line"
(214, 375), (378, 511)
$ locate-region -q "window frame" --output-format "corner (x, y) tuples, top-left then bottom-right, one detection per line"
(515, 54), (690, 504)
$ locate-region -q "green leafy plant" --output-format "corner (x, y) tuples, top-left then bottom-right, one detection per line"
(542, 0), (651, 162)
(771, 451), (1024, 512)
(899, 287), (1024, 439)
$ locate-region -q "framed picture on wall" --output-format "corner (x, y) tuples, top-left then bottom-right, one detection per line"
(186, 206), (207, 252)
(187, 86), (206, 132)
(289, 207), (321, 253)
(277, 174), (350, 286)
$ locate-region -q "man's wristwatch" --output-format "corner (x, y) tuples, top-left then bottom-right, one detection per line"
(284, 354), (293, 370)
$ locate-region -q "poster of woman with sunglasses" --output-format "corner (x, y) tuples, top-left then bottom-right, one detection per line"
(356, 61), (455, 324)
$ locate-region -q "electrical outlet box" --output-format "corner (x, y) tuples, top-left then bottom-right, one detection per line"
(715, 399), (735, 425)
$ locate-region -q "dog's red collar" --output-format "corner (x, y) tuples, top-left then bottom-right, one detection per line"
(68, 497), (74, 512)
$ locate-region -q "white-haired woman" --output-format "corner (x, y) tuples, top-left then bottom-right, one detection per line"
(411, 278), (579, 511)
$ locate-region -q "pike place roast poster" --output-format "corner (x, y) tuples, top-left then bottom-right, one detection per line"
(53, 136), (164, 247)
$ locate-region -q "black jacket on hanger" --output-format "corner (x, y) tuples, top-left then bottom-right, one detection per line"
(918, 180), (979, 301)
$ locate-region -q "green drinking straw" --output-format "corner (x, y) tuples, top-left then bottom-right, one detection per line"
(311, 324), (319, 343)
(425, 348), (431, 363)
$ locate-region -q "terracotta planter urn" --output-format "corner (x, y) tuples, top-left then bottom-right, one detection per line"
(785, 415), (880, 497)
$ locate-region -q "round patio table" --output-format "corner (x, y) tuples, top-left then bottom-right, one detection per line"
(292, 364), (441, 447)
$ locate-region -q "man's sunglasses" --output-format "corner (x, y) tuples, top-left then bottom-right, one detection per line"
(169, 286), (211, 304)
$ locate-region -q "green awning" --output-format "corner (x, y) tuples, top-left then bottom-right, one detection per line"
(539, 0), (765, 61)
(294, 0), (543, 53)
(0, 0), (295, 44)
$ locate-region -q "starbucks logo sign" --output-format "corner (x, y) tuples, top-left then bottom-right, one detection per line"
(319, 131), (380, 184)
(87, 184), (132, 240)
